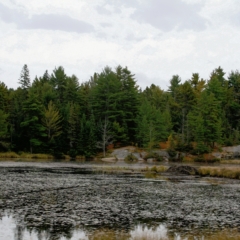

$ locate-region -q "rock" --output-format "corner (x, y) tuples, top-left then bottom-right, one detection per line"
(101, 157), (117, 163)
(166, 165), (198, 175)
(212, 152), (222, 159)
(222, 145), (240, 158)
(147, 158), (154, 163)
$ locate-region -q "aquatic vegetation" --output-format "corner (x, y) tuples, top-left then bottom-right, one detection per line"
(20, 153), (54, 159)
(220, 159), (240, 164)
(0, 152), (19, 158)
(150, 165), (167, 173)
(198, 166), (240, 179)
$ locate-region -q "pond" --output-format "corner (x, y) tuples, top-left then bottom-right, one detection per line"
(0, 161), (240, 240)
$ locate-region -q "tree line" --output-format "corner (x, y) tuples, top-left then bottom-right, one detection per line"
(0, 64), (240, 157)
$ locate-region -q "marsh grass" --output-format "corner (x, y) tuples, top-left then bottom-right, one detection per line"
(204, 229), (240, 240)
(0, 151), (56, 161)
(198, 166), (240, 179)
(89, 228), (240, 240)
(0, 152), (20, 158)
(94, 166), (132, 174)
(221, 159), (240, 164)
(19, 153), (54, 159)
(149, 165), (168, 173)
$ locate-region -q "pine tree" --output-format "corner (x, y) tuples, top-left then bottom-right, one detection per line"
(18, 64), (31, 89)
(42, 101), (62, 140)
(20, 91), (46, 153)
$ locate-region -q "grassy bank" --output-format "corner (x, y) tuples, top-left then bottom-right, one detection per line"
(198, 166), (240, 179)
(0, 152), (54, 160)
(0, 152), (78, 161)
(0, 151), (90, 161)
(94, 165), (168, 175)
(220, 159), (240, 164)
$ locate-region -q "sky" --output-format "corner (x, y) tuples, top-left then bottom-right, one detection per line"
(0, 0), (240, 90)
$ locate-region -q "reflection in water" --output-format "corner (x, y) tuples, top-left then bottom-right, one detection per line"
(0, 216), (176, 240)
(1, 215), (240, 240)
(0, 216), (197, 240)
(130, 225), (170, 240)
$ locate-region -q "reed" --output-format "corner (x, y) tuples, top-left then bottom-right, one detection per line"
(0, 152), (19, 158)
(198, 166), (240, 179)
(19, 153), (54, 159)
(221, 159), (240, 164)
(150, 165), (168, 173)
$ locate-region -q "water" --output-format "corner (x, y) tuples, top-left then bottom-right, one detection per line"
(0, 161), (240, 240)
(0, 216), (191, 240)
(1, 216), (240, 240)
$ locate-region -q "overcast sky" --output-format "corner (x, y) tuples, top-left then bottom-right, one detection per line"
(0, 0), (240, 90)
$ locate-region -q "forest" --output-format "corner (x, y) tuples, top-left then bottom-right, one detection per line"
(0, 64), (240, 158)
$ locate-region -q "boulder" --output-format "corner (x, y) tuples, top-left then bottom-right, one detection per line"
(101, 157), (117, 163)
(166, 165), (198, 175)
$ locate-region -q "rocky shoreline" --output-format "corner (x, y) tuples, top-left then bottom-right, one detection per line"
(0, 163), (240, 239)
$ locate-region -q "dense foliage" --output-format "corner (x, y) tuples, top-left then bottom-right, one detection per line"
(0, 65), (240, 157)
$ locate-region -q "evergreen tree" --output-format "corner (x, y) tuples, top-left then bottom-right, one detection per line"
(188, 91), (222, 150)
(51, 66), (67, 104)
(42, 101), (62, 141)
(136, 99), (169, 149)
(79, 113), (97, 157)
(0, 82), (10, 112)
(115, 66), (139, 142)
(20, 91), (46, 153)
(0, 109), (8, 149)
(18, 64), (31, 89)
(168, 75), (181, 100)
(67, 103), (80, 157)
(176, 81), (196, 145)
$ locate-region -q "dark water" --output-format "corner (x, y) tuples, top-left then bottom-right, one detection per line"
(0, 161), (240, 240)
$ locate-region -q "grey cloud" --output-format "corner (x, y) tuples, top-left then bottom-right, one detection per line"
(232, 12), (240, 26)
(0, 3), (22, 24)
(112, 0), (207, 31)
(0, 3), (94, 33)
(24, 14), (94, 33)
(125, 33), (144, 42)
(96, 6), (112, 15)
(135, 72), (168, 90)
(100, 22), (112, 28)
(132, 0), (206, 31)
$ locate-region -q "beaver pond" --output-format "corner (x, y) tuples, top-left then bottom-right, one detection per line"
(0, 161), (240, 240)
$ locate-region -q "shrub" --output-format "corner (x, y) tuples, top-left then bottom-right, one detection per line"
(144, 152), (163, 161)
(175, 142), (193, 152)
(124, 154), (138, 162)
(194, 154), (219, 163)
(166, 148), (177, 158)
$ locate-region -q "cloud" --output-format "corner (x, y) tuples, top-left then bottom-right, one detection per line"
(100, 22), (112, 28)
(0, 3), (94, 33)
(129, 0), (207, 31)
(24, 14), (94, 33)
(135, 72), (169, 90)
(96, 5), (112, 15)
(0, 3), (22, 24)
